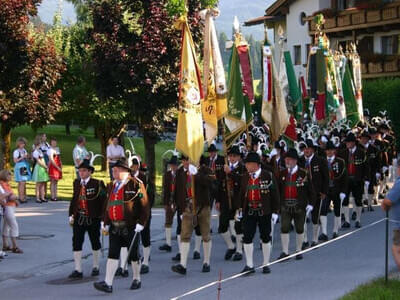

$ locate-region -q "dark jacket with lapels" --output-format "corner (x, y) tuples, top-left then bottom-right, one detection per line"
(217, 161), (246, 211)
(278, 168), (316, 210)
(69, 178), (107, 218)
(103, 177), (150, 227)
(326, 156), (348, 195)
(362, 143), (381, 184)
(299, 154), (329, 196)
(162, 169), (176, 206)
(237, 169), (280, 215)
(338, 146), (370, 182)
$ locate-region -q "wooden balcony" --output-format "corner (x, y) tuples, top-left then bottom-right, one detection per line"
(361, 57), (400, 79)
(308, 2), (400, 35)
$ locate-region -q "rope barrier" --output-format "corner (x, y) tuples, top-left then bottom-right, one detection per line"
(171, 217), (387, 300)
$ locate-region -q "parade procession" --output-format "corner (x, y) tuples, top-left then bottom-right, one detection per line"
(2, 0), (400, 299)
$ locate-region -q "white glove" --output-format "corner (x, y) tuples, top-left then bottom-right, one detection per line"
(271, 213), (279, 224)
(306, 205), (313, 216)
(235, 209), (243, 221)
(69, 216), (74, 226)
(135, 223), (144, 232)
(339, 193), (346, 202)
(376, 173), (381, 180)
(382, 166), (388, 174)
(188, 164), (198, 175)
(364, 181), (370, 188)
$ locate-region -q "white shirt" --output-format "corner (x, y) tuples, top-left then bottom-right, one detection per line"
(13, 148), (27, 160)
(251, 168), (262, 179)
(81, 176), (91, 186)
(350, 146), (357, 154)
(327, 155), (335, 164)
(73, 144), (89, 167)
(229, 161), (239, 169)
(305, 153), (314, 165)
(48, 147), (60, 159)
(106, 144), (125, 163)
(289, 165), (298, 175)
(32, 149), (43, 160)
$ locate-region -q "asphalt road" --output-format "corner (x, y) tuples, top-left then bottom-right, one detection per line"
(0, 201), (397, 300)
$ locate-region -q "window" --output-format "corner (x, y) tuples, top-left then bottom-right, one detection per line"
(382, 35), (399, 55)
(358, 36), (374, 55)
(294, 45), (301, 65)
(337, 0), (356, 10)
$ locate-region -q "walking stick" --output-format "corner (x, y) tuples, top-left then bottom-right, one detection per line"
(123, 231), (139, 271)
(385, 210), (389, 284)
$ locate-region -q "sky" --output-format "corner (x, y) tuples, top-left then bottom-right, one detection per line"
(37, 0), (274, 40)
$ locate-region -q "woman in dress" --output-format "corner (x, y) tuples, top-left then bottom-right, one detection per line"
(0, 170), (23, 253)
(48, 137), (62, 201)
(32, 139), (49, 203)
(13, 137), (31, 204)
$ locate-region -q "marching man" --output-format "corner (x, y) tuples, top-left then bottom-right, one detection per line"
(94, 158), (149, 293)
(218, 145), (246, 261)
(171, 156), (215, 275)
(323, 141), (348, 239)
(278, 149), (316, 260)
(237, 152), (280, 274)
(68, 159), (107, 279)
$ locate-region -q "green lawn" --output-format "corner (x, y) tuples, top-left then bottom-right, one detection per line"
(9, 125), (174, 204)
(341, 278), (400, 300)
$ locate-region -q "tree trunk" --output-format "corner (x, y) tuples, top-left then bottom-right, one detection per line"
(0, 124), (12, 170)
(96, 126), (108, 171)
(143, 129), (157, 206)
(65, 122), (71, 136)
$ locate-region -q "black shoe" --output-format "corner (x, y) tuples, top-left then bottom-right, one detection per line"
(241, 265), (255, 275)
(193, 251), (200, 260)
(232, 252), (243, 261)
(318, 234), (328, 242)
(41, 198), (48, 203)
(262, 266), (271, 274)
(332, 232), (339, 239)
(224, 248), (236, 260)
(172, 253), (181, 262)
(341, 221), (350, 229)
(277, 252), (290, 262)
(351, 211), (357, 220)
(355, 221), (361, 228)
(94, 281), (112, 293)
(311, 242), (318, 247)
(91, 268), (99, 276)
(341, 214), (345, 221)
(301, 242), (309, 250)
(68, 270), (83, 279)
(368, 205), (374, 212)
(130, 279), (141, 290)
(171, 264), (186, 275)
(295, 253), (303, 260)
(122, 269), (129, 277)
(115, 267), (123, 277)
(379, 193), (385, 199)
(140, 264), (149, 274)
(159, 244), (172, 252)
(231, 235), (236, 243)
(202, 263), (210, 273)
(363, 199), (368, 206)
(361, 207), (365, 213)
(35, 199), (42, 204)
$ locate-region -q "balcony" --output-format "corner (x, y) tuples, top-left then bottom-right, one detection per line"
(307, 2), (400, 35)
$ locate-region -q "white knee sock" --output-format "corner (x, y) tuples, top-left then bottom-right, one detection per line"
(355, 206), (362, 222)
(203, 241), (211, 265)
(180, 242), (190, 268)
(261, 242), (271, 265)
(229, 220), (236, 237)
(243, 243), (254, 268)
(281, 233), (289, 254)
(236, 234), (243, 254)
(344, 206), (350, 223)
(312, 224), (319, 242)
(131, 261), (141, 281)
(142, 246), (151, 266)
(221, 231), (235, 250)
(120, 247), (128, 270)
(320, 216), (327, 235)
(92, 250), (100, 269)
(166, 228), (172, 246)
(333, 217), (341, 234)
(303, 223), (308, 243)
(105, 259), (119, 286)
(194, 235), (201, 253)
(296, 234), (304, 252)
(177, 235), (181, 254)
(73, 251), (82, 272)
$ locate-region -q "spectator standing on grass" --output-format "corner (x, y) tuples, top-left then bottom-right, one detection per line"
(32, 139), (49, 203)
(40, 133), (50, 200)
(48, 137), (62, 201)
(382, 159), (400, 270)
(0, 170), (23, 254)
(13, 137), (31, 204)
(73, 136), (90, 180)
(106, 136), (125, 181)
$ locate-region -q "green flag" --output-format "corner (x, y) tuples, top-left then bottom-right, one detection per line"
(342, 61), (360, 127)
(283, 51), (303, 121)
(224, 40), (253, 148)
